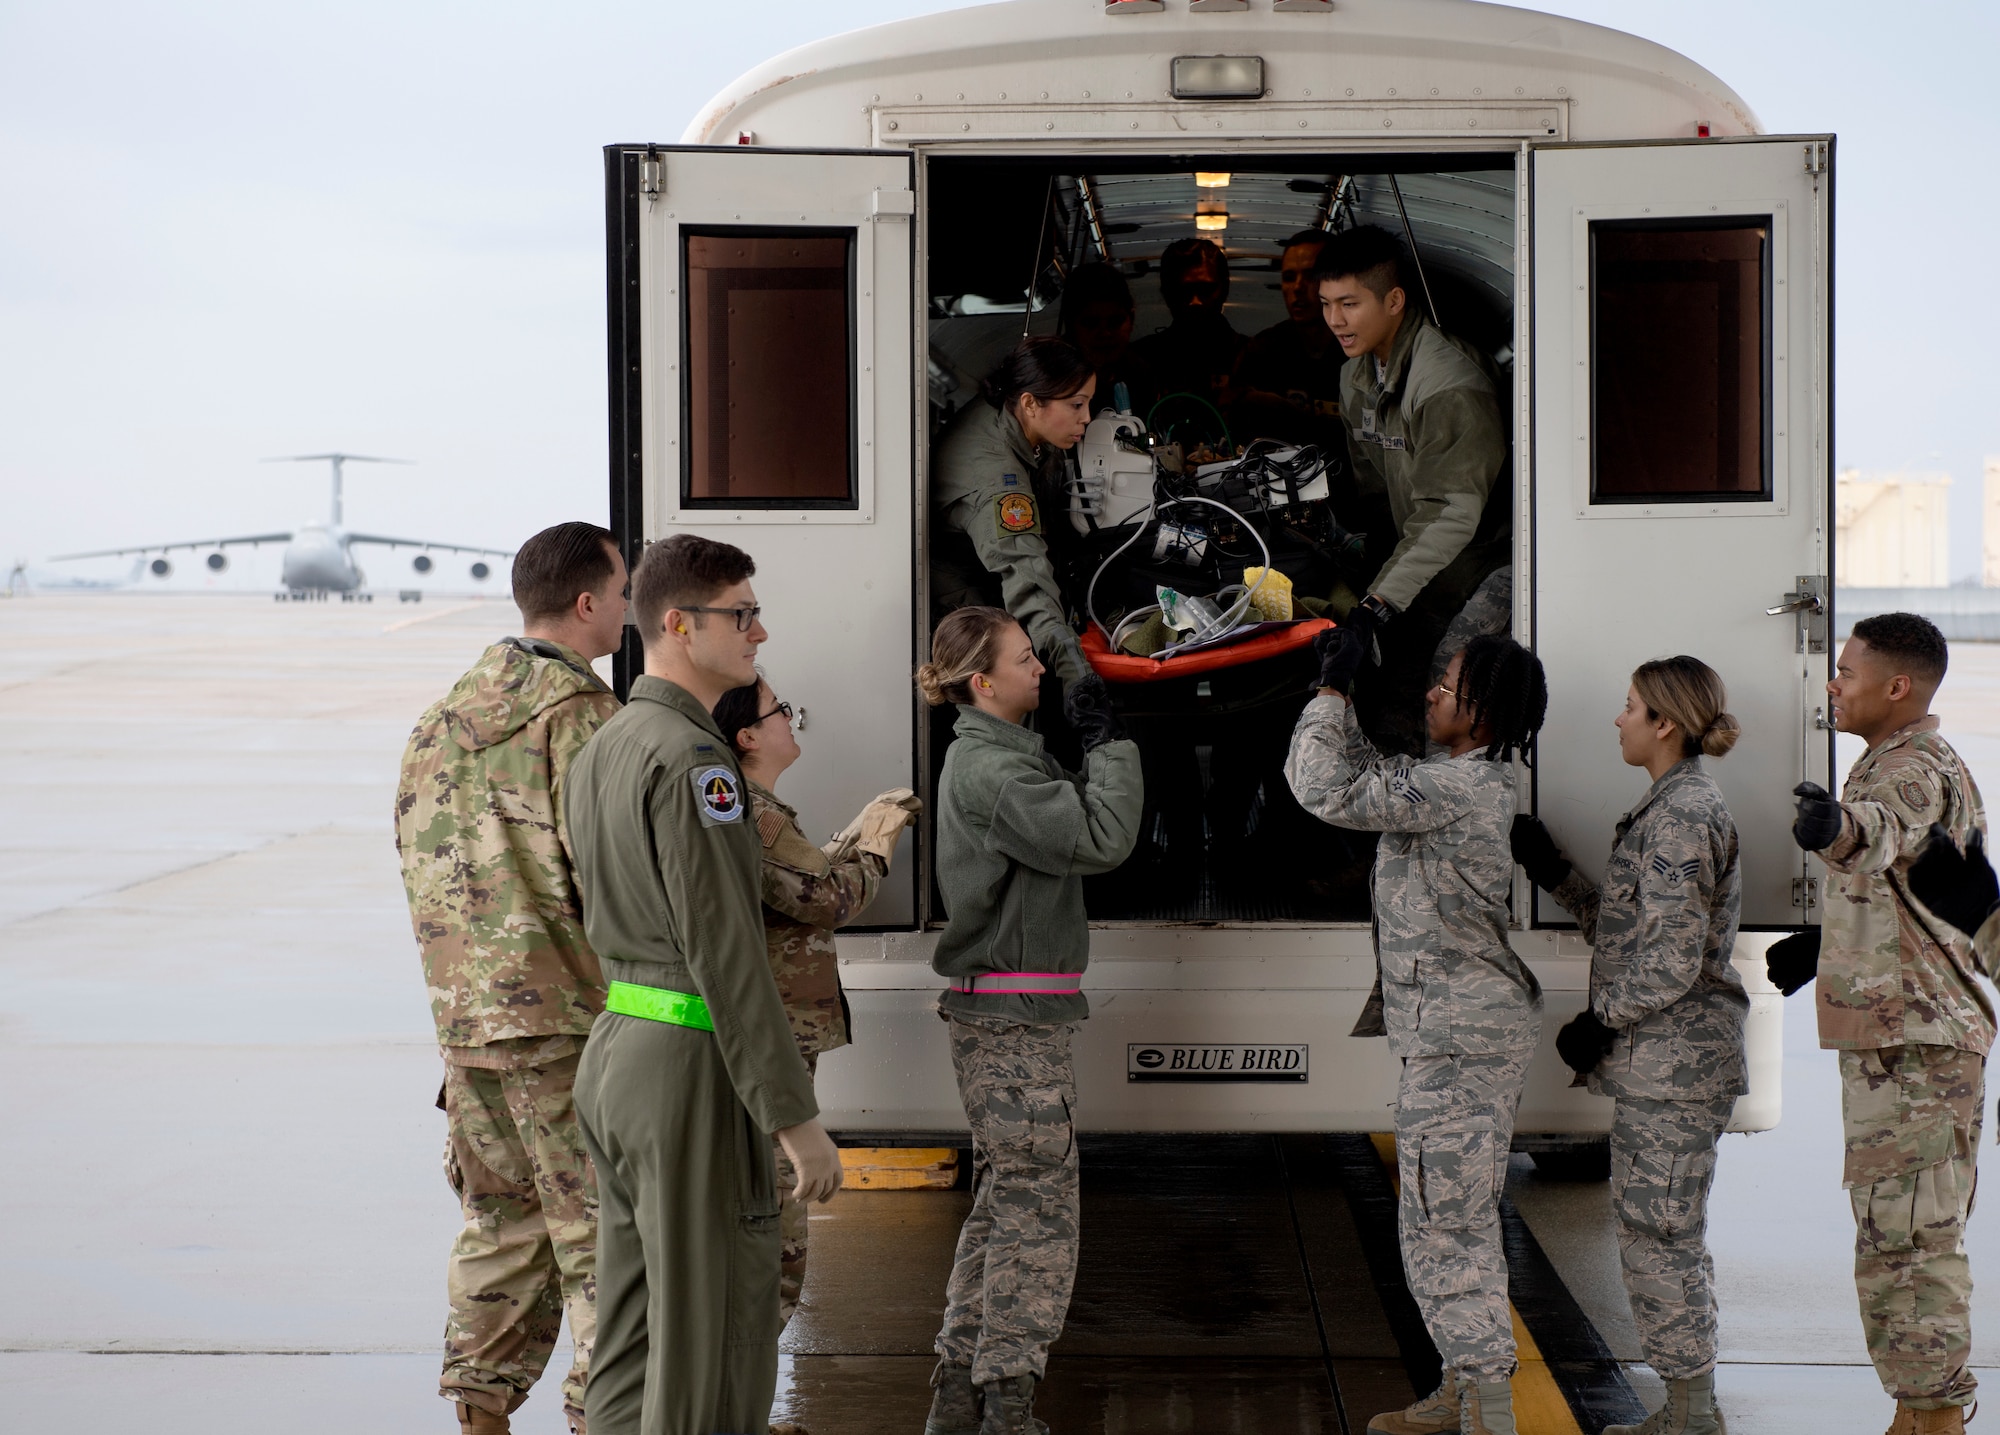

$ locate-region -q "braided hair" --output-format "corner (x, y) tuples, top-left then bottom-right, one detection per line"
(1449, 633), (1548, 765)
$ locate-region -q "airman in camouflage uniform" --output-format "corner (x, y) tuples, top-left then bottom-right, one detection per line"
(748, 779), (920, 1326)
(397, 634), (621, 1432)
(1286, 685), (1541, 1430)
(1533, 758), (1747, 1421)
(1804, 716), (1988, 1420)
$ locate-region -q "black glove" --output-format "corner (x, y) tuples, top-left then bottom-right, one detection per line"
(1555, 1010), (1617, 1077)
(1062, 673), (1125, 752)
(1509, 814), (1572, 891)
(1341, 595), (1387, 665)
(1765, 927), (1821, 997)
(1908, 823), (2000, 940)
(1311, 625), (1368, 697)
(1791, 781), (1843, 853)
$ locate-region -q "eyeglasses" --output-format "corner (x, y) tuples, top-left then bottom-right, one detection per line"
(757, 700), (806, 732)
(681, 604), (763, 632)
(1433, 680), (1459, 698)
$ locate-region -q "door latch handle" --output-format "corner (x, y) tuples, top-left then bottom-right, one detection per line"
(1769, 576), (1829, 654)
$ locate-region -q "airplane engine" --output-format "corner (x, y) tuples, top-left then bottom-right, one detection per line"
(470, 561), (491, 581)
(149, 558), (172, 578)
(412, 554), (433, 573)
(206, 552), (227, 572)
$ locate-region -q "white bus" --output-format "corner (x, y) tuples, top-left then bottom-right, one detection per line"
(605, 0), (1829, 1156)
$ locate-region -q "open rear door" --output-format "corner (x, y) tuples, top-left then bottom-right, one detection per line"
(1530, 137), (1834, 927)
(608, 145), (918, 924)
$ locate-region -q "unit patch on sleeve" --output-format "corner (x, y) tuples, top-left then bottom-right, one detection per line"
(996, 490), (1040, 536)
(693, 766), (745, 826)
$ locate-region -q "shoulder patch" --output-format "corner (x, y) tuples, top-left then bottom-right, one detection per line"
(996, 490), (1039, 536)
(756, 807), (787, 848)
(1898, 778), (1932, 812)
(1647, 852), (1703, 887)
(1389, 767), (1428, 806)
(692, 766), (745, 826)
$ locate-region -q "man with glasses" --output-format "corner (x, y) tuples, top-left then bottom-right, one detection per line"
(394, 521), (629, 1435)
(562, 534), (845, 1435)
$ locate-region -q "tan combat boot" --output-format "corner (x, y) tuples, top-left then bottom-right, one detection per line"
(1604, 1372), (1725, 1435)
(1366, 1372), (1460, 1434)
(454, 1401), (510, 1435)
(1461, 1380), (1517, 1435)
(1886, 1403), (1970, 1435)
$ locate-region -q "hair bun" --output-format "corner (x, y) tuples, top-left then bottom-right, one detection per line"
(1701, 710), (1742, 758)
(914, 662), (948, 708)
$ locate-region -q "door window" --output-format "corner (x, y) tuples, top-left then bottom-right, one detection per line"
(1589, 217), (1771, 503)
(682, 228), (856, 508)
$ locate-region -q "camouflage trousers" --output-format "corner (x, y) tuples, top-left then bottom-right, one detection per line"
(1395, 1046), (1534, 1383)
(936, 1015), (1081, 1385)
(1429, 566), (1514, 687)
(441, 1053), (598, 1420)
(1610, 1095), (1736, 1381)
(773, 1051), (820, 1331)
(1839, 1044), (1986, 1410)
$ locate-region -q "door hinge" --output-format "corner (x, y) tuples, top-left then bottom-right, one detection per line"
(870, 188), (915, 221)
(1766, 575), (1828, 654)
(1793, 875), (1821, 911)
(1811, 705), (1836, 732)
(640, 148), (663, 205)
(1803, 140), (1828, 186)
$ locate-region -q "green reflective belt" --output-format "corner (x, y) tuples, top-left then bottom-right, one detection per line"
(605, 980), (715, 1032)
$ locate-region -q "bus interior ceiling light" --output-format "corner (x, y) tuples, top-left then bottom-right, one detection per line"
(1171, 56), (1264, 100)
(1195, 213), (1228, 231)
(1195, 171), (1231, 188)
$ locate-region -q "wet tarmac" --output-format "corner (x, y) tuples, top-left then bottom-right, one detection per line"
(9, 594), (2000, 1434)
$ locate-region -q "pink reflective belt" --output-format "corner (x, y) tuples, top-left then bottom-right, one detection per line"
(951, 971), (1083, 996)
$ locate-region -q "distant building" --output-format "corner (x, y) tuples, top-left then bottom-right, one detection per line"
(1835, 469), (1951, 588)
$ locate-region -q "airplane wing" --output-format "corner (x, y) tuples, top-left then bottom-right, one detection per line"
(51, 533), (295, 561)
(344, 534), (516, 557)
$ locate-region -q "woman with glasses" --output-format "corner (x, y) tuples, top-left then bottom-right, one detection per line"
(1286, 629), (1548, 1435)
(711, 674), (921, 1337)
(1509, 658), (1745, 1435)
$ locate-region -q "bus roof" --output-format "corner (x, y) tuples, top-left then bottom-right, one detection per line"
(684, 0), (1760, 148)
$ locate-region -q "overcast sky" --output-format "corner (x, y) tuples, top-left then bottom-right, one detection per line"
(4, 0), (1996, 576)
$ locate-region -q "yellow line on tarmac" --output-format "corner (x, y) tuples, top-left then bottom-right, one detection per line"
(1370, 1134), (1586, 1435)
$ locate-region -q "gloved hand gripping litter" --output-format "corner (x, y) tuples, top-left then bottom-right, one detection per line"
(1311, 626), (1368, 697)
(1063, 673), (1126, 752)
(830, 787), (923, 862)
(1508, 815), (1572, 892)
(1790, 781), (1844, 853)
(1908, 822), (2000, 941)
(1555, 1010), (1617, 1077)
(1764, 927), (1821, 997)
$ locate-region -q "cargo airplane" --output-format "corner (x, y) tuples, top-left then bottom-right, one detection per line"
(51, 454), (514, 602)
